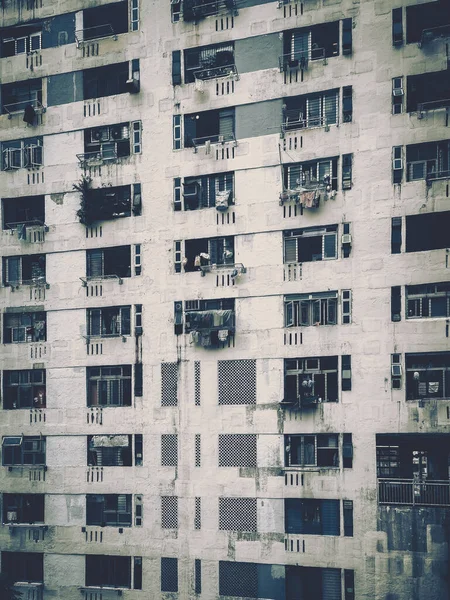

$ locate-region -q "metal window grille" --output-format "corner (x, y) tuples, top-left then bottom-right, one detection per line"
(161, 434), (178, 466)
(218, 359), (256, 405)
(195, 434), (201, 467)
(218, 434), (257, 467)
(219, 497), (257, 532)
(161, 362), (178, 406)
(161, 496), (178, 529)
(194, 361), (201, 405)
(194, 497), (201, 530)
(161, 557), (178, 592)
(219, 561), (258, 598)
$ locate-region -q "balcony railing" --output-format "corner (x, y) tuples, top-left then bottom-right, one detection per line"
(80, 274), (124, 286)
(199, 262), (246, 278)
(5, 221), (48, 243)
(378, 478), (450, 506)
(281, 113), (334, 135)
(419, 24), (450, 48)
(3, 98), (45, 119)
(13, 583), (43, 600)
(192, 132), (236, 153)
(192, 63), (238, 82)
(417, 98), (450, 118)
(75, 24), (117, 47)
(183, 0), (238, 22)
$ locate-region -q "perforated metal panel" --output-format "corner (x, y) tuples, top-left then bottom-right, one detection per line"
(219, 497), (257, 531)
(194, 361), (201, 406)
(161, 434), (178, 466)
(218, 434), (257, 467)
(219, 561), (258, 598)
(161, 496), (178, 529)
(195, 434), (201, 467)
(194, 497), (201, 530)
(161, 362), (178, 406)
(161, 557), (178, 592)
(218, 359), (257, 405)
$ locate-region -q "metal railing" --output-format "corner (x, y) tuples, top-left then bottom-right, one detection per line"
(75, 24), (117, 47)
(199, 262), (246, 277)
(417, 98), (450, 118)
(80, 274), (124, 286)
(3, 98), (44, 118)
(378, 479), (450, 506)
(191, 63), (238, 81)
(183, 0), (237, 21)
(281, 113), (335, 134)
(76, 148), (119, 167)
(419, 24), (450, 48)
(192, 132), (236, 152)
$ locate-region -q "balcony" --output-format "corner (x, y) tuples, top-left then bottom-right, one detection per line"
(13, 583), (43, 600)
(418, 23), (450, 48)
(378, 479), (450, 506)
(4, 221), (48, 244)
(192, 132), (237, 153)
(182, 0), (238, 22)
(76, 24), (117, 47)
(3, 98), (45, 121)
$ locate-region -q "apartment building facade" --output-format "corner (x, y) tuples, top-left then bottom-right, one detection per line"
(0, 0), (449, 598)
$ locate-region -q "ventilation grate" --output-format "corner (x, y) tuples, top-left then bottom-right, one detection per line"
(161, 434), (178, 466)
(219, 497), (257, 532)
(161, 496), (178, 529)
(218, 434), (257, 467)
(218, 359), (256, 405)
(161, 362), (178, 406)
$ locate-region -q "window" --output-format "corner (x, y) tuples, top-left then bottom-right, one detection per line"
(341, 355), (352, 391)
(83, 63), (130, 100)
(406, 140), (450, 182)
(86, 246), (131, 279)
(172, 50), (181, 85)
(284, 158), (338, 191)
(184, 107), (235, 148)
(406, 282), (450, 318)
(161, 557), (178, 592)
(285, 498), (340, 535)
(86, 366), (132, 407)
(391, 286), (401, 321)
(406, 0), (450, 44)
(86, 494), (132, 527)
(85, 555), (131, 588)
(282, 22), (339, 71)
(184, 42), (235, 83)
(283, 89), (339, 131)
(392, 77), (404, 114)
(285, 434), (339, 467)
(407, 71), (450, 114)
(284, 356), (339, 405)
(342, 18), (352, 55)
(3, 369), (46, 409)
(2, 138), (43, 171)
(406, 211), (450, 253)
(286, 566), (349, 600)
(81, 123), (137, 165)
(1, 26), (42, 57)
(392, 146), (403, 184)
(177, 171), (234, 211)
(406, 352), (450, 400)
(341, 154), (352, 189)
(2, 435), (46, 466)
(2, 195), (45, 230)
(86, 306), (131, 338)
(391, 217), (402, 254)
(82, 185), (132, 224)
(183, 298), (235, 346)
(87, 435), (133, 466)
(2, 493), (44, 524)
(342, 86), (352, 123)
(130, 0), (139, 31)
(284, 292), (338, 327)
(391, 354), (402, 390)
(1, 552), (43, 583)
(392, 7), (403, 46)
(3, 311), (46, 343)
(83, 2), (129, 37)
(173, 115), (182, 150)
(3, 254), (46, 287)
(182, 236), (235, 272)
(182, 0), (236, 22)
(1, 79), (42, 115)
(284, 226), (338, 263)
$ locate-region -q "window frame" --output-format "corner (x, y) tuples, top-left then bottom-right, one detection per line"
(284, 292), (338, 328)
(2, 435), (46, 467)
(86, 365), (132, 407)
(86, 306), (132, 338)
(3, 369), (46, 410)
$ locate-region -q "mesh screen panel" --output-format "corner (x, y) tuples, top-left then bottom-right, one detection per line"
(218, 359), (256, 405)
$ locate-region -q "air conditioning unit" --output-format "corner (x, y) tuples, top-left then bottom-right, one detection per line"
(7, 511), (17, 522)
(391, 364), (402, 377)
(110, 125), (123, 140)
(392, 88), (404, 97)
(393, 158), (403, 171)
(91, 127), (109, 143)
(341, 233), (352, 245)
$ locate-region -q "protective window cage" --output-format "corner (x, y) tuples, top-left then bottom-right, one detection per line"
(3, 311), (46, 344)
(284, 225), (338, 264)
(285, 498), (353, 536)
(407, 70), (450, 116)
(86, 306), (131, 339)
(161, 496), (179, 529)
(78, 121), (141, 168)
(182, 297), (235, 347)
(3, 254), (46, 288)
(183, 42), (237, 85)
(282, 89), (340, 133)
(2, 435), (46, 467)
(86, 365), (132, 407)
(1, 551), (43, 583)
(218, 359), (256, 405)
(86, 494), (132, 527)
(405, 140), (450, 184)
(161, 434), (178, 467)
(87, 434), (142, 467)
(181, 0), (238, 23)
(280, 21), (340, 74)
(218, 434), (257, 467)
(2, 493), (45, 524)
(3, 368), (46, 410)
(405, 352), (450, 401)
(1, 24), (42, 57)
(284, 291), (338, 328)
(173, 171), (234, 212)
(219, 497), (257, 532)
(282, 356), (339, 408)
(177, 235), (235, 273)
(285, 433), (340, 468)
(161, 362), (179, 406)
(85, 555), (141, 589)
(2, 138), (43, 172)
(406, 282), (450, 319)
(2, 195), (45, 232)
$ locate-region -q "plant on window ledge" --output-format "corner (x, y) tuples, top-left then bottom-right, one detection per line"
(74, 175), (93, 225)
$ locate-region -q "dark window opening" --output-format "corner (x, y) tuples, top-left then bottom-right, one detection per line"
(282, 21), (339, 70)
(1, 552), (43, 583)
(342, 86), (353, 123)
(406, 140), (450, 182)
(391, 217), (402, 254)
(284, 356), (339, 405)
(87, 365), (132, 407)
(343, 433), (353, 469)
(184, 107), (235, 148)
(85, 555), (131, 588)
(86, 246), (131, 279)
(285, 498), (340, 535)
(184, 298), (235, 336)
(284, 157), (338, 191)
(3, 311), (46, 344)
(86, 306), (131, 338)
(3, 254), (46, 286)
(1, 24), (42, 58)
(183, 0), (237, 22)
(2, 196), (45, 230)
(406, 0), (450, 44)
(161, 557), (178, 592)
(83, 62), (129, 100)
(84, 185), (132, 223)
(83, 1), (129, 39)
(180, 171), (234, 211)
(391, 286), (401, 321)
(284, 226), (338, 263)
(405, 210), (450, 252)
(86, 494), (132, 527)
(2, 436), (46, 466)
(1, 79), (42, 115)
(184, 42), (235, 83)
(392, 7), (403, 46)
(342, 18), (352, 55)
(285, 433), (339, 467)
(2, 494), (44, 524)
(183, 236), (234, 272)
(3, 369), (46, 410)
(406, 282), (450, 319)
(407, 71), (450, 113)
(405, 352), (450, 401)
(87, 434), (133, 467)
(2, 137), (43, 172)
(283, 89), (339, 131)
